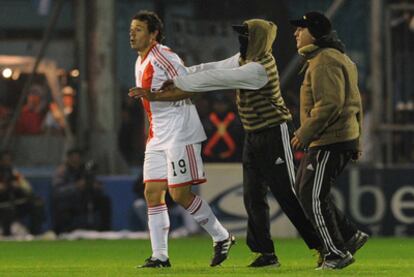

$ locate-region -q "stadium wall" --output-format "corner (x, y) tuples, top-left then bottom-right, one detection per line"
(27, 164), (414, 237)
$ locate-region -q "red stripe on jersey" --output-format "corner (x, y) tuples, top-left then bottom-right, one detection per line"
(141, 62), (154, 142)
(152, 46), (178, 77)
(140, 43), (157, 64)
(151, 49), (176, 78)
(159, 47), (185, 65)
(152, 55), (174, 78)
(142, 99), (153, 143)
(152, 47), (176, 78)
(141, 62), (154, 89)
(155, 46), (178, 76)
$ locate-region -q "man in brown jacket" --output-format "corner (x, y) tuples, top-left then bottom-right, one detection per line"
(290, 11), (369, 270)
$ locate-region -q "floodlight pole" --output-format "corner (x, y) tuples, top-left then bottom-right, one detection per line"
(370, 0), (383, 165)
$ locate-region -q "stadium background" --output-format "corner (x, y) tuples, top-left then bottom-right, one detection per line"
(1, 0), (414, 239)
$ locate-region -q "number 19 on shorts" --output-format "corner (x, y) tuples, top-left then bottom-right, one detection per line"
(171, 159), (187, 176)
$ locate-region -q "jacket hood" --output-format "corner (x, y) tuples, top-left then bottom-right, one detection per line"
(298, 31), (345, 59)
(244, 19), (277, 61)
(314, 31), (345, 53)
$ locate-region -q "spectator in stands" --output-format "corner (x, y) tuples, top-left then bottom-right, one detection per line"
(15, 84), (47, 135)
(43, 86), (76, 134)
(52, 148), (112, 234)
(0, 150), (45, 236)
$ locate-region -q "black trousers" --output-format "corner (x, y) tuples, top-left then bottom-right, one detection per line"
(52, 187), (112, 234)
(242, 122), (322, 254)
(0, 191), (45, 236)
(295, 148), (358, 258)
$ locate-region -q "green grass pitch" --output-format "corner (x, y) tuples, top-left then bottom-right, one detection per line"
(0, 237), (413, 276)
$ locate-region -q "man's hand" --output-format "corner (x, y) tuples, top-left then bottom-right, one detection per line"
(291, 135), (305, 150)
(128, 87), (153, 100)
(351, 151), (362, 162)
(159, 79), (175, 91)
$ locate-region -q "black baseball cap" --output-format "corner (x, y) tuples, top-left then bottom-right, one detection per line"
(232, 24), (248, 37)
(290, 11), (332, 39)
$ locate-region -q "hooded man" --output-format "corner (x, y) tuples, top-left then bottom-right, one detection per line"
(130, 18), (324, 268)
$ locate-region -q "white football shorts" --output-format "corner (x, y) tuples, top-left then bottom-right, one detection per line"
(143, 143), (206, 187)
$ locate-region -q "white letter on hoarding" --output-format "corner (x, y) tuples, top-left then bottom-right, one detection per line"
(349, 168), (385, 223)
(391, 186), (414, 224)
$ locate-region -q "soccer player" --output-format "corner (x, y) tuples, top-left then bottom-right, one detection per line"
(128, 11), (234, 268)
(130, 18), (326, 268)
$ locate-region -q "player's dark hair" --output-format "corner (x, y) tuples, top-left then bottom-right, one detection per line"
(132, 10), (164, 42)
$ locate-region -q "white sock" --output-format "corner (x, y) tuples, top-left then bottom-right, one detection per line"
(148, 204), (169, 261)
(186, 195), (229, 242)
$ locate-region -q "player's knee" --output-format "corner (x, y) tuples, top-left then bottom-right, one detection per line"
(169, 187), (192, 207)
(144, 186), (164, 205)
(168, 188), (185, 203)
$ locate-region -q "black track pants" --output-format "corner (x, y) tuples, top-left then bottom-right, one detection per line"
(243, 123), (322, 254)
(295, 149), (358, 258)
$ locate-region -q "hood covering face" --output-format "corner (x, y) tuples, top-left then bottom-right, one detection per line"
(243, 19), (277, 61)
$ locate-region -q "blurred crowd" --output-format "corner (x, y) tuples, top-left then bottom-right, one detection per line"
(0, 147), (201, 239)
(0, 83), (76, 136)
(0, 148), (112, 238)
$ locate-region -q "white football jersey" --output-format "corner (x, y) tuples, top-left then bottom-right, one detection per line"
(135, 43), (206, 150)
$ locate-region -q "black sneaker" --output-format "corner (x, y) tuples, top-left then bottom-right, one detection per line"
(316, 252), (354, 270)
(345, 230), (369, 255)
(249, 253), (280, 267)
(210, 234), (236, 267)
(138, 257), (171, 268)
